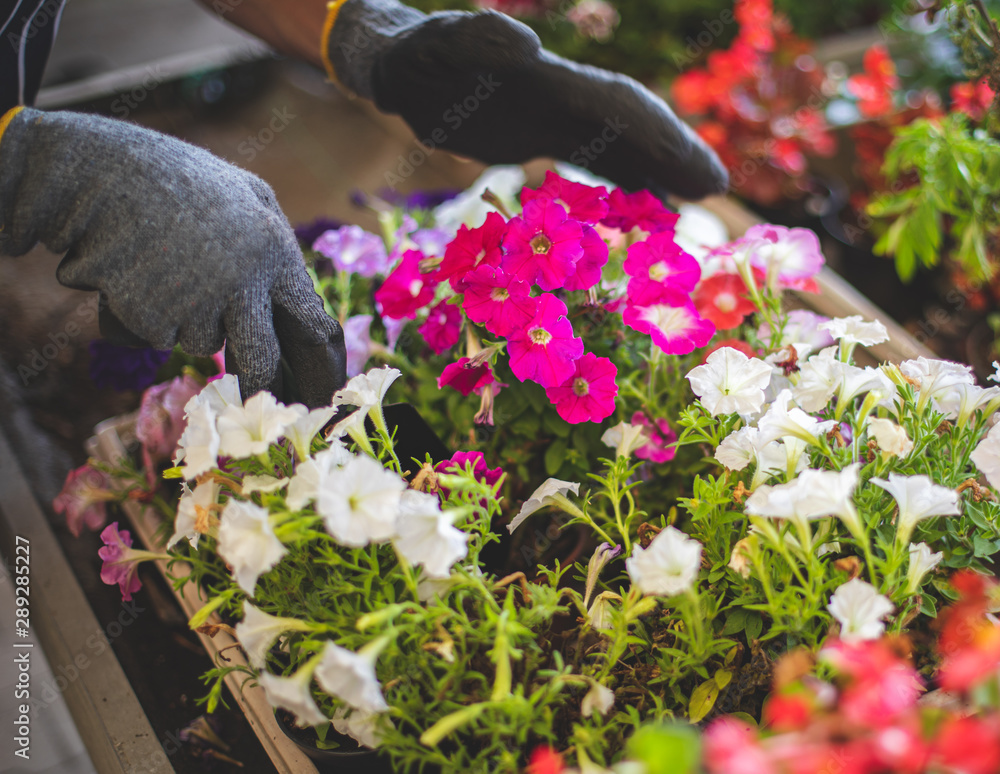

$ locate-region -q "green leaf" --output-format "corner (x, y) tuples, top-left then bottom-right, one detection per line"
(919, 594), (938, 618)
(688, 679), (720, 723)
(714, 669), (733, 690)
(973, 534), (997, 558)
(744, 611), (763, 642)
(625, 723), (701, 774)
(544, 439), (568, 476)
(720, 609), (747, 636)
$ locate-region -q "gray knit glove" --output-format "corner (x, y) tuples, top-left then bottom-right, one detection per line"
(0, 108), (345, 407)
(324, 0), (727, 199)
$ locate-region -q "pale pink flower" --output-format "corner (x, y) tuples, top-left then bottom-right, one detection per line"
(53, 464), (114, 537)
(623, 300), (714, 356)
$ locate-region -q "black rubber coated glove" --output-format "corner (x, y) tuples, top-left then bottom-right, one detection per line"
(324, 0), (728, 199)
(0, 108), (346, 407)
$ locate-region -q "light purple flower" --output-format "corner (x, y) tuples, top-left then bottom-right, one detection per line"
(313, 225), (388, 277)
(344, 314), (374, 377)
(136, 374), (202, 474)
(743, 223), (825, 291)
(98, 522), (167, 602)
(53, 464), (114, 537)
(381, 313), (409, 351)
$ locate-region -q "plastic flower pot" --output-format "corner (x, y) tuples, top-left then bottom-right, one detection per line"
(275, 711), (394, 774)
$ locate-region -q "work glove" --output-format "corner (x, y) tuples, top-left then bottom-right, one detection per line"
(322, 0), (728, 199)
(0, 107), (346, 407)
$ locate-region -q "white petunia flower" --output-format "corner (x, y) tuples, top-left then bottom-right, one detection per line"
(332, 367), (402, 409)
(686, 347), (773, 416)
(834, 364), (885, 408)
(793, 346), (841, 412)
(286, 442), (354, 511)
(169, 479), (220, 549)
(756, 390), (836, 447)
(900, 357), (975, 413)
(934, 383), (1000, 425)
(870, 473), (961, 546)
(906, 542), (943, 595)
(758, 309), (835, 358)
(331, 707), (389, 749)
(235, 601), (313, 670)
(433, 165), (525, 234)
(392, 490), (468, 578)
(508, 478), (581, 533)
(828, 578), (894, 642)
(866, 417), (913, 457)
(584, 542), (622, 607)
(217, 392), (301, 459)
(258, 667), (326, 728)
(674, 202), (729, 260)
(581, 681), (615, 717)
(217, 500), (288, 594)
(586, 591), (621, 631)
(315, 642), (389, 714)
(971, 422), (1000, 490)
(600, 421), (648, 459)
(746, 464), (863, 538)
(626, 526), (702, 597)
(183, 373), (242, 418)
(241, 475), (289, 495)
(820, 316), (889, 347)
(176, 400), (220, 478)
(328, 408), (374, 456)
(715, 426), (786, 490)
(318, 454), (405, 546)
(283, 405), (337, 462)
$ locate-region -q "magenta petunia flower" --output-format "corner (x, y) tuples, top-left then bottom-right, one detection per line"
(53, 464), (114, 537)
(313, 224), (389, 277)
(438, 212), (506, 291)
(631, 411), (677, 463)
(623, 300), (715, 355)
(501, 199), (583, 291)
(520, 170), (609, 225)
(435, 450), (504, 489)
(461, 264), (538, 337)
(563, 225), (609, 292)
(545, 352), (618, 424)
(507, 293), (584, 387)
(438, 357), (495, 396)
(623, 233), (701, 306)
(98, 522), (167, 602)
(374, 249), (439, 319)
(418, 300), (463, 355)
(602, 189), (678, 235)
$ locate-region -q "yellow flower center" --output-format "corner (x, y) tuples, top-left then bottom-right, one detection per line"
(531, 234), (552, 254)
(572, 377), (590, 397)
(529, 327), (552, 345)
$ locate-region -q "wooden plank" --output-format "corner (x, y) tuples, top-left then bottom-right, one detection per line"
(0, 427), (173, 774)
(695, 194), (937, 365)
(89, 417), (320, 774)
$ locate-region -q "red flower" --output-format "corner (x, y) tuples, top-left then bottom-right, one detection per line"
(693, 272), (758, 329)
(527, 746), (564, 774)
(701, 338), (758, 363)
(374, 249), (438, 319)
(931, 716), (1000, 774)
(521, 170), (609, 224)
(544, 352), (618, 424)
(438, 211), (506, 291)
(703, 717), (773, 774)
(847, 45), (899, 119)
(602, 189), (678, 235)
(734, 0), (774, 52)
(502, 199), (582, 291)
(762, 689), (814, 732)
(950, 78), (996, 122)
(671, 70), (718, 115)
(937, 571), (1000, 693)
(418, 299), (462, 355)
(461, 264), (538, 337)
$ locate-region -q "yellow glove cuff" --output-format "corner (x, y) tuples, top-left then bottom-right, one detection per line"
(321, 0), (352, 89)
(0, 106), (24, 148)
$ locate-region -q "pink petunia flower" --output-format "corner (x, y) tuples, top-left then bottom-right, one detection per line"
(418, 300), (463, 355)
(374, 249), (439, 319)
(545, 352), (618, 424)
(313, 224), (389, 277)
(520, 170), (609, 225)
(703, 717), (773, 774)
(462, 264), (539, 337)
(438, 357), (495, 396)
(742, 224), (824, 293)
(507, 294), (584, 387)
(438, 212), (506, 291)
(136, 374), (202, 467)
(501, 199), (583, 291)
(563, 225), (609, 292)
(98, 522), (168, 602)
(630, 411), (677, 463)
(53, 464), (115, 537)
(602, 189), (678, 235)
(435, 450), (504, 489)
(623, 233), (701, 305)
(622, 300), (715, 355)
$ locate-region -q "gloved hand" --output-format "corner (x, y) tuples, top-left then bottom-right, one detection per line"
(0, 107), (346, 407)
(322, 0), (728, 199)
